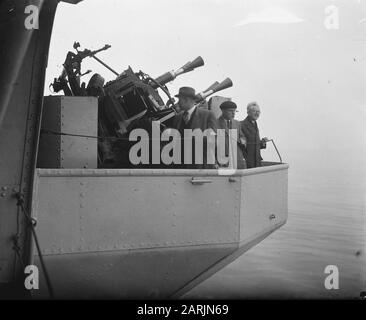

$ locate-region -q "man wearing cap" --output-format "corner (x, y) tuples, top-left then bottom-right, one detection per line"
(240, 102), (267, 168)
(172, 86), (217, 168)
(217, 100), (247, 169)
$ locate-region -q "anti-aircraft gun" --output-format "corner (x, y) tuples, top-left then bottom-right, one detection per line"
(103, 77), (234, 168)
(99, 56), (204, 137)
(49, 43), (233, 167)
(99, 59), (233, 141)
(50, 42), (115, 96)
(97, 57), (208, 166)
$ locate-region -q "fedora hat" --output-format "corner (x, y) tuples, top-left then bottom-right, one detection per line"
(175, 86), (196, 98)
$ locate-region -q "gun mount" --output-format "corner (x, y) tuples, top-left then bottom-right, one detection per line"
(50, 42), (114, 96)
(47, 43), (234, 168)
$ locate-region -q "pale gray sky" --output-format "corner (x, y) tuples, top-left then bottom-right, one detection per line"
(45, 0), (366, 163)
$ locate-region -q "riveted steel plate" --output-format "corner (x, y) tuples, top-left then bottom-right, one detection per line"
(29, 164), (288, 299)
(239, 166), (288, 243)
(0, 0), (59, 285)
(32, 170), (241, 254)
(37, 96), (98, 169)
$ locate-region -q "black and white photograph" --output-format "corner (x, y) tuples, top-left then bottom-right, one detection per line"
(0, 0), (365, 307)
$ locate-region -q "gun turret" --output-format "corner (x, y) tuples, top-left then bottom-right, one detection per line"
(152, 56), (204, 88)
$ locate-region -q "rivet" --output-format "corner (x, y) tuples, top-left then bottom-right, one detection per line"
(1, 186), (7, 191)
(1, 193), (6, 197)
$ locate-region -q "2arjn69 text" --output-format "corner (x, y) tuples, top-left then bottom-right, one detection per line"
(137, 304), (229, 317)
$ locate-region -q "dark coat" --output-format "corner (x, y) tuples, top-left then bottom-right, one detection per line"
(240, 116), (266, 168)
(217, 116), (247, 169)
(172, 107), (217, 168)
(172, 107), (217, 133)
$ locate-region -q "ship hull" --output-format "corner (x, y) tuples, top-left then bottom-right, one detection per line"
(31, 164), (288, 298)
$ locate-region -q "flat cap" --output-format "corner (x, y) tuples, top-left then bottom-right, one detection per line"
(220, 100), (237, 110)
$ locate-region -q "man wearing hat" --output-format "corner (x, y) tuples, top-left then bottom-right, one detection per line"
(240, 101), (267, 168)
(217, 100), (247, 169)
(172, 86), (217, 168)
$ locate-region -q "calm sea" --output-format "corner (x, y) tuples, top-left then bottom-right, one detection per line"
(184, 149), (365, 299)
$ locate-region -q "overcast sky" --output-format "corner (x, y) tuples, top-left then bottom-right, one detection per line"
(45, 0), (366, 165)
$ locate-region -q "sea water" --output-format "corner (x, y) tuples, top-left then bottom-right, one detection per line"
(184, 149), (365, 299)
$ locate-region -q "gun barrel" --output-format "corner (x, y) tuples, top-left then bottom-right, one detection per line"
(180, 56), (204, 73)
(90, 44), (111, 56)
(196, 78), (233, 101)
(202, 81), (219, 93)
(153, 56), (204, 88)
